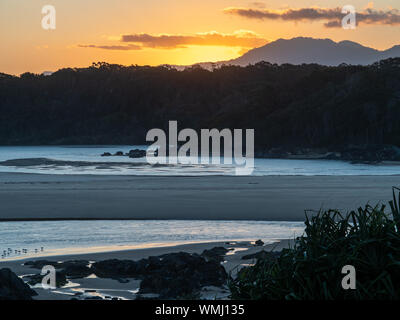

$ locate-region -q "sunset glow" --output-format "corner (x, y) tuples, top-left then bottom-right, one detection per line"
(1, 0), (399, 75)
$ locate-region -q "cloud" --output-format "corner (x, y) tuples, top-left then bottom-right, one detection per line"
(120, 31), (267, 49)
(223, 6), (400, 27)
(357, 8), (400, 26)
(78, 31), (268, 51)
(77, 44), (141, 50)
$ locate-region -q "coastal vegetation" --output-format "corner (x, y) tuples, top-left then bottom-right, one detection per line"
(230, 188), (400, 300)
(0, 59), (400, 160)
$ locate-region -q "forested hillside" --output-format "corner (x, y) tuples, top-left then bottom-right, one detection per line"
(0, 59), (399, 157)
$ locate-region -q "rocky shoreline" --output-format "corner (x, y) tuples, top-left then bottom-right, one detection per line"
(255, 144), (400, 163)
(100, 145), (400, 164)
(0, 240), (273, 300)
(0, 268), (37, 300)
(101, 149), (149, 158)
(22, 249), (231, 299)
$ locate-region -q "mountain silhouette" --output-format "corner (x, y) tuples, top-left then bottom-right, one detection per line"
(187, 37), (400, 68)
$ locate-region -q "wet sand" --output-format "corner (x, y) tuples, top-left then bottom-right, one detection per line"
(0, 173), (398, 220)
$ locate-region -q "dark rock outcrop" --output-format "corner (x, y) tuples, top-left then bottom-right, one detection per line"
(201, 247), (230, 262)
(57, 260), (89, 269)
(127, 149), (146, 158)
(92, 259), (143, 278)
(24, 260), (59, 269)
(26, 272), (67, 288)
(100, 149), (147, 158)
(138, 252), (228, 299)
(24, 260), (91, 281)
(92, 252), (228, 299)
(255, 240), (264, 246)
(0, 268), (37, 300)
(60, 261), (91, 279)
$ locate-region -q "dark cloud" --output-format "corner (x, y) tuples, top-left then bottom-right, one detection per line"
(78, 31), (267, 51)
(224, 7), (400, 27)
(121, 31), (267, 49)
(357, 8), (400, 25)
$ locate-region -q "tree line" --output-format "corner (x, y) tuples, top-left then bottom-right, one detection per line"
(0, 59), (399, 152)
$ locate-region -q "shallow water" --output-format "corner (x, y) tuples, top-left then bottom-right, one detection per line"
(0, 220), (304, 259)
(0, 146), (398, 176)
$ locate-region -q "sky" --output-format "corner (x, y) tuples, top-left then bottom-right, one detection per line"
(0, 0), (399, 75)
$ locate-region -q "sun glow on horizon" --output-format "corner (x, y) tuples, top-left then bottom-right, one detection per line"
(0, 0), (399, 75)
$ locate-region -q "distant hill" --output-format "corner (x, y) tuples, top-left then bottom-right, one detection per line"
(173, 37), (400, 69)
(231, 37), (396, 66)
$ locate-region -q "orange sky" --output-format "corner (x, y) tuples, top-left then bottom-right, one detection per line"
(0, 0), (399, 75)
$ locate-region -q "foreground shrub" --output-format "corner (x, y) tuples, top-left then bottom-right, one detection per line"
(230, 187), (400, 300)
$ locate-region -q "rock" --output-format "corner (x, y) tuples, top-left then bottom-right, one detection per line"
(57, 260), (89, 268)
(25, 274), (42, 286)
(101, 149), (147, 158)
(24, 260), (59, 269)
(255, 240), (264, 246)
(0, 268), (37, 300)
(93, 252), (228, 299)
(201, 247), (230, 262)
(61, 263), (92, 279)
(54, 273), (68, 287)
(138, 252), (228, 299)
(92, 259), (143, 278)
(25, 260), (91, 279)
(127, 149), (146, 158)
(26, 272), (67, 288)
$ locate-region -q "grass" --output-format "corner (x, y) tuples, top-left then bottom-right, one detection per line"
(229, 187), (400, 300)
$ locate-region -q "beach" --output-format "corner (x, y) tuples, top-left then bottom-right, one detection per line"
(0, 168), (398, 300)
(0, 240), (292, 300)
(0, 172), (398, 221)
